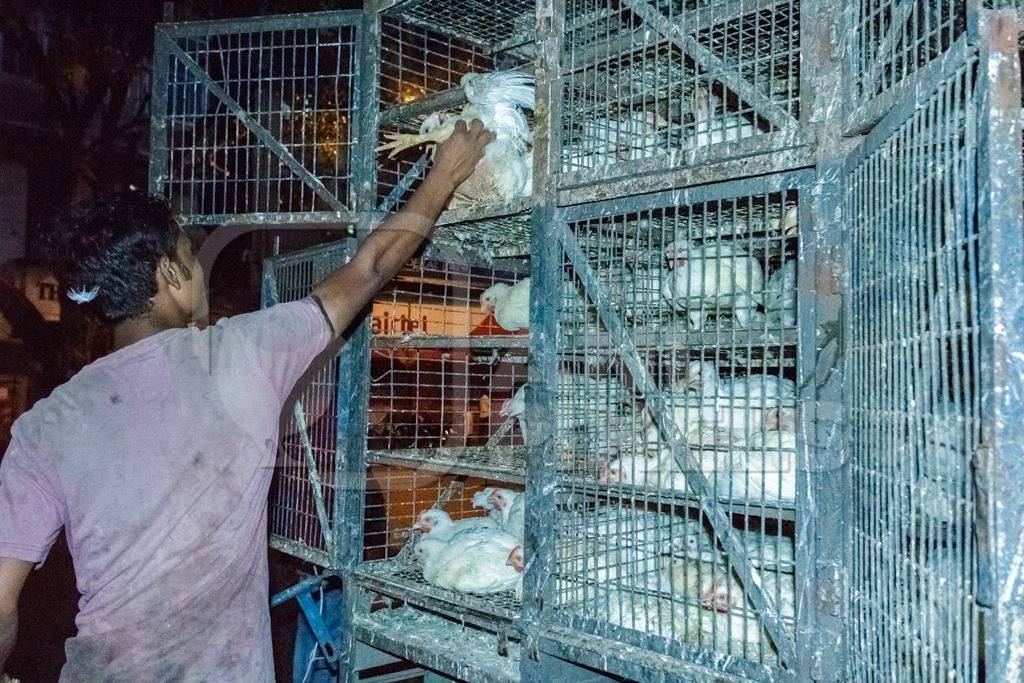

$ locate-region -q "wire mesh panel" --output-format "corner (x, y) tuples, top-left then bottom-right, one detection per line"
(845, 0), (968, 129)
(845, 54), (981, 681)
(543, 175), (806, 679)
(150, 12), (361, 224)
(560, 0), (801, 181)
(263, 240), (352, 566)
(366, 255), (530, 464)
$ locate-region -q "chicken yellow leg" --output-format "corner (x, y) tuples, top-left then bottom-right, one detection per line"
(376, 119), (458, 158)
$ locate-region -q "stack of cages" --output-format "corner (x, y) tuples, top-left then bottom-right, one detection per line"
(527, 0), (818, 679)
(147, 3), (1024, 682)
(843, 2), (1023, 682)
(350, 0), (537, 677)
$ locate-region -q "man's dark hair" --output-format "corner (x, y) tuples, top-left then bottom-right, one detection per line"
(50, 191), (184, 324)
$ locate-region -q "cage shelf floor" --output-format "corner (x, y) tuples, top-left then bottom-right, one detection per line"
(367, 445), (526, 482)
(426, 201), (532, 260)
(566, 482), (797, 522)
(355, 607), (521, 683)
(371, 333), (529, 349)
(357, 558), (522, 629)
(561, 324), (798, 351)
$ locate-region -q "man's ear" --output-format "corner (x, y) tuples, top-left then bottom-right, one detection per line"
(157, 255), (183, 291)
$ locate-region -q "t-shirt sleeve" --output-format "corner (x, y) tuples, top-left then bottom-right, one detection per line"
(0, 437), (64, 564)
(219, 297), (334, 402)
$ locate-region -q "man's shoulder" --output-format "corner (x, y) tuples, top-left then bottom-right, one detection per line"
(9, 365), (109, 455)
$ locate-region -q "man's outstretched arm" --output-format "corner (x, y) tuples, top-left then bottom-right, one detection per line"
(313, 119), (494, 335)
(0, 557), (32, 673)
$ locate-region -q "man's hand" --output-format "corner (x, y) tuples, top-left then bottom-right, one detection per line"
(312, 119), (494, 336)
(430, 119), (494, 193)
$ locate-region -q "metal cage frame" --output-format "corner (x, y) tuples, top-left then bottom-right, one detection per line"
(148, 2), (1024, 682)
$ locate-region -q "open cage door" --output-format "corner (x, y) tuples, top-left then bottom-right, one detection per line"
(149, 11), (365, 225)
(843, 9), (1023, 681)
(261, 240), (360, 568)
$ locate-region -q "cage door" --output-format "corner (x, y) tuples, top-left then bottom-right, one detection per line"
(843, 10), (1022, 681)
(149, 11), (363, 225)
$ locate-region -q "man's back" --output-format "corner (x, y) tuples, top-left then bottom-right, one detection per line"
(0, 300), (330, 681)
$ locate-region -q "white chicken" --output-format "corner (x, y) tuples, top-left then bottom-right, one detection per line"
(499, 384), (529, 437)
(661, 239), (765, 330)
(474, 487), (525, 540)
(378, 71), (534, 207)
(481, 277), (530, 332)
(687, 83), (758, 149)
(601, 439), (796, 504)
(573, 110), (670, 168)
(664, 553), (793, 657)
(501, 372), (637, 445)
(415, 525), (522, 594)
(471, 487), (502, 525)
(577, 506), (709, 557)
(506, 535), (665, 603)
(412, 508), (499, 542)
(643, 361), (795, 447)
(671, 561), (790, 655)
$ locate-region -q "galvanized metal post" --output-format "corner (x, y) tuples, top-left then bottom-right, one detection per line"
(797, 0), (851, 679)
(522, 0), (564, 677)
(336, 3), (381, 680)
(975, 9), (1024, 681)
(148, 26), (171, 199)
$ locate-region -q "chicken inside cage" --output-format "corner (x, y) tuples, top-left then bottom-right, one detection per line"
(561, 0), (800, 174)
(549, 500), (795, 664)
(143, 0), (1022, 676)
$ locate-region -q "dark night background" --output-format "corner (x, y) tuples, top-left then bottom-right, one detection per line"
(0, 1), (359, 680)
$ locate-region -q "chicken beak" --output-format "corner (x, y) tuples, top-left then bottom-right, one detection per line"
(488, 492), (503, 511)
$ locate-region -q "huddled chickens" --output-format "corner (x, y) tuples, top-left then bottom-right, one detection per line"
(599, 360), (798, 503)
(661, 239), (765, 330)
(498, 505), (796, 657)
(409, 488), (525, 596)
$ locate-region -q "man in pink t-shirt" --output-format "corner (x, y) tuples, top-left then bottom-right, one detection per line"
(0, 121), (493, 681)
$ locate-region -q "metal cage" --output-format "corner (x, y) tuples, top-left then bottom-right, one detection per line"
(148, 2), (1023, 682)
(150, 13), (365, 225)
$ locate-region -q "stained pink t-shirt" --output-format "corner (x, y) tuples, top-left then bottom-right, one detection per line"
(0, 298), (331, 681)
